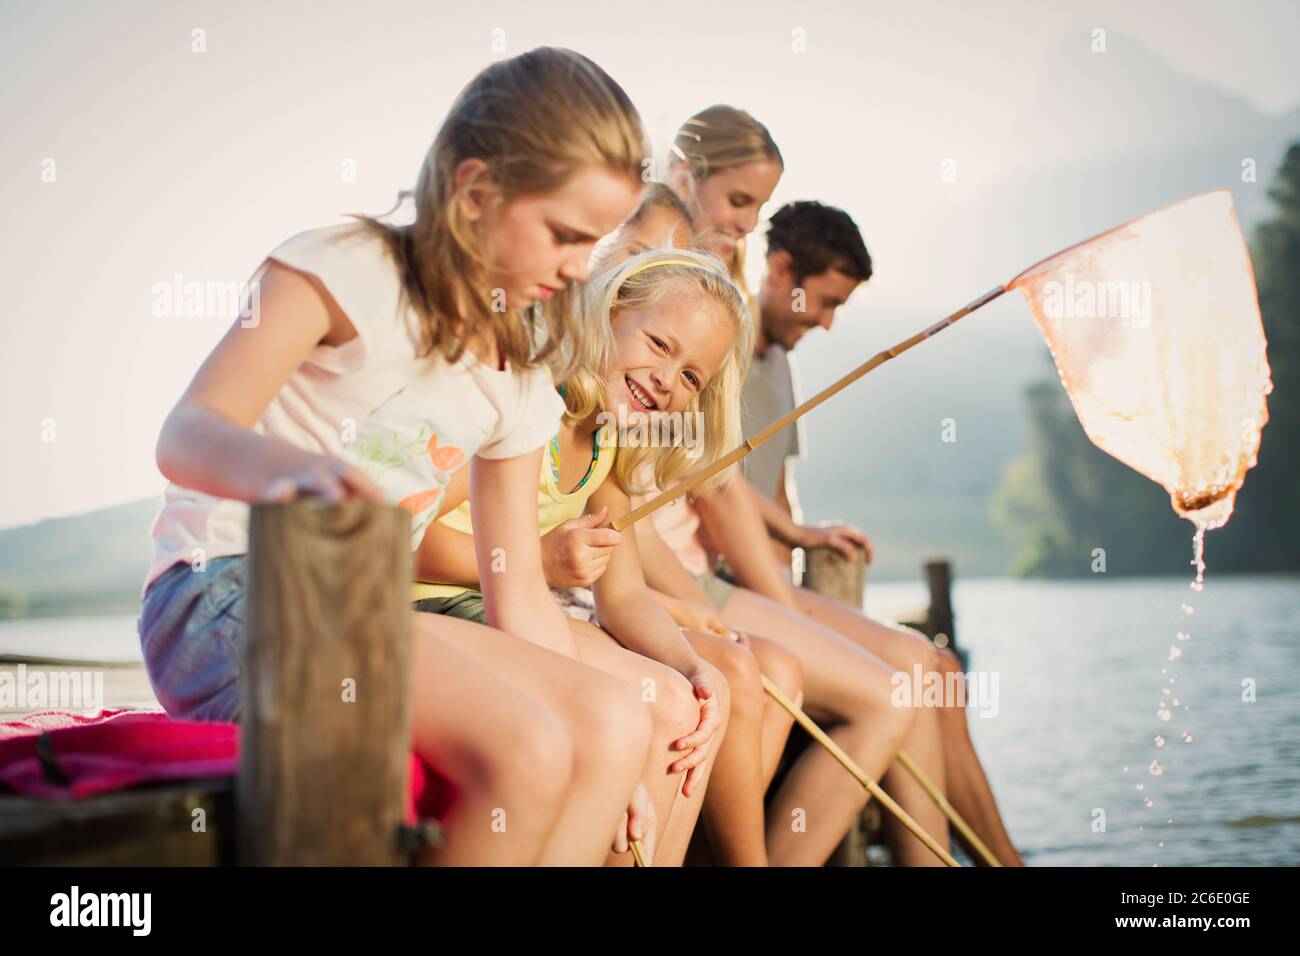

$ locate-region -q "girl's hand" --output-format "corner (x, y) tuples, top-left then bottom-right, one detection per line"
(540, 505), (623, 587)
(670, 664), (724, 797)
(612, 781), (657, 863)
(670, 599), (737, 642)
(798, 521), (874, 564)
(261, 454), (386, 505)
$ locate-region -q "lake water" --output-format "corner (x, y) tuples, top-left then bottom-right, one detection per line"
(867, 574), (1300, 866)
(2, 575), (1297, 866)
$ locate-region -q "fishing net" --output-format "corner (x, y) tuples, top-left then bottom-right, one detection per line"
(1008, 189), (1272, 531)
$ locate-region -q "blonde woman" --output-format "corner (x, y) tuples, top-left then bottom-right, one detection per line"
(665, 104), (784, 295)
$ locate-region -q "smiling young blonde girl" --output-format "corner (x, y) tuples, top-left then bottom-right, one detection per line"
(139, 47), (662, 865)
(410, 244), (761, 865)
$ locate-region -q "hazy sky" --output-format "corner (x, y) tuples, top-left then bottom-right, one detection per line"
(3, 0), (1297, 528)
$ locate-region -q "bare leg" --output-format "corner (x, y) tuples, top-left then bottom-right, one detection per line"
(744, 634), (803, 787)
(420, 613), (653, 866)
(880, 705), (949, 866)
(716, 589), (940, 865)
(568, 619), (730, 867)
(685, 630), (771, 866)
(791, 589), (1022, 866)
(409, 616), (571, 865)
(934, 648), (1024, 865)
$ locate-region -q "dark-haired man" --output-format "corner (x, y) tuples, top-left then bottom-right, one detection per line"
(715, 200), (876, 576)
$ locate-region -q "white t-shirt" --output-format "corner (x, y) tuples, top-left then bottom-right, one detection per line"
(144, 222), (566, 591)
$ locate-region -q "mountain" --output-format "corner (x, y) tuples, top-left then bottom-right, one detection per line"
(0, 497), (160, 617)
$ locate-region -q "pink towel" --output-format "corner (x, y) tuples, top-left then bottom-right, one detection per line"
(0, 708), (450, 828)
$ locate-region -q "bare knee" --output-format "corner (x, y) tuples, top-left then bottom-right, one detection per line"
(710, 640), (764, 724)
(468, 706), (573, 815)
(750, 637), (803, 701)
(936, 647), (963, 674)
(853, 679), (917, 754)
(644, 663), (702, 746)
(570, 671), (654, 780)
(891, 625), (942, 677)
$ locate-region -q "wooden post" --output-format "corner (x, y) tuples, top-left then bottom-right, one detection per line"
(923, 558), (959, 657)
(801, 545), (870, 866)
(239, 500), (411, 866)
(801, 545), (866, 607)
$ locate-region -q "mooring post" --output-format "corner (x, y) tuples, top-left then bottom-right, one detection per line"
(239, 499), (411, 866)
(801, 545), (866, 607)
(923, 558), (960, 661)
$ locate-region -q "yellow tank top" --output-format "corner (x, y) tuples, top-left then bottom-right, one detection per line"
(410, 430), (617, 602)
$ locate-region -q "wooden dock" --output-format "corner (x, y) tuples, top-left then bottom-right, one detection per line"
(1, 502), (960, 867)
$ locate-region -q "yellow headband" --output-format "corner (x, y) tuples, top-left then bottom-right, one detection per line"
(617, 257), (711, 283)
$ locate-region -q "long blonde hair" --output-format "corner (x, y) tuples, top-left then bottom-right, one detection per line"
(554, 247), (754, 498)
(668, 105), (783, 294)
(351, 48), (647, 371)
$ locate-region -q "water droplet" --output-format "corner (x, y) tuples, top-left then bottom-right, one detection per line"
(1154, 736), (1166, 747)
(1149, 760), (1163, 776)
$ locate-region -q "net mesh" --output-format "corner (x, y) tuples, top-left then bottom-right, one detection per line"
(1008, 189), (1272, 530)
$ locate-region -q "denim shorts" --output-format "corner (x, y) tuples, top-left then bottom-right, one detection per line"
(139, 555), (247, 723)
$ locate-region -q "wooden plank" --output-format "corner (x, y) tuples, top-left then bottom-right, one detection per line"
(0, 779), (234, 866)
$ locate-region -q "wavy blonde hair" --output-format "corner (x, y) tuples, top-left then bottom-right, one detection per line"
(553, 247), (754, 498)
(668, 105), (783, 296)
(350, 48), (647, 371)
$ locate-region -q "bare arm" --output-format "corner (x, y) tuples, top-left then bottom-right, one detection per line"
(471, 451), (580, 658)
(589, 475), (723, 793)
(747, 477), (808, 548)
(589, 479), (705, 676)
(693, 477), (801, 609)
(632, 504), (714, 606)
(750, 473), (875, 564)
(414, 458), (622, 590)
(155, 260), (382, 504)
(412, 462), (479, 587)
